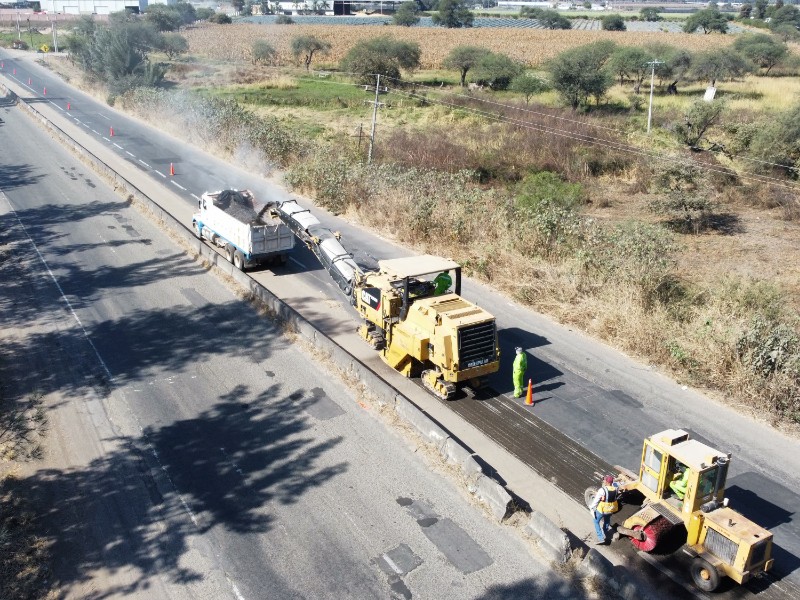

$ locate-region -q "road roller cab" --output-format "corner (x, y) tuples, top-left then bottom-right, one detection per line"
(615, 429), (773, 592)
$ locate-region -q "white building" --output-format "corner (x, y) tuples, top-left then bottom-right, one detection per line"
(41, 0), (148, 15)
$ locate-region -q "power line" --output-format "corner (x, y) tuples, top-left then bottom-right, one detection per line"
(295, 69), (800, 189)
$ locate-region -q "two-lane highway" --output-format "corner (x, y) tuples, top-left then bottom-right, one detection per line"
(3, 48), (799, 599)
(0, 74), (574, 599)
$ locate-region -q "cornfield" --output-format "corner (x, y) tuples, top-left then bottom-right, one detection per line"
(182, 23), (736, 70)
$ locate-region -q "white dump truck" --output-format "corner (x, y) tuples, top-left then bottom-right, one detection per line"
(192, 189), (295, 270)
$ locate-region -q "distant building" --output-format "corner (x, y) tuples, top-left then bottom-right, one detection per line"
(41, 0), (146, 14)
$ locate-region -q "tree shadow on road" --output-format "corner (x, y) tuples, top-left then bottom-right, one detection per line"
(6, 384), (347, 599)
(0, 162), (44, 190)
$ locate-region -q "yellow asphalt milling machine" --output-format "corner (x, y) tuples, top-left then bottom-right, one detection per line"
(268, 199), (500, 400)
(586, 429), (773, 592)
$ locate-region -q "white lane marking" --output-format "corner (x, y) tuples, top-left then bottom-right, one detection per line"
(191, 193), (200, 201)
(98, 233), (116, 254)
(154, 170), (166, 178)
(289, 256), (307, 268)
(227, 577), (247, 600)
(74, 117), (80, 123)
(170, 180), (186, 191)
(1, 191), (113, 381)
(102, 137), (110, 142)
(148, 443), (199, 527)
(52, 102), (64, 111)
(382, 554), (404, 575)
(98, 112), (111, 120)
(91, 129), (99, 134)
(138, 159), (151, 168)
(113, 143), (123, 149)
(125, 151), (135, 157)
(82, 122), (90, 128)
(219, 447), (246, 479)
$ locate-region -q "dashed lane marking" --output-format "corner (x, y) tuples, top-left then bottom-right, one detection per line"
(1, 191), (114, 381)
(155, 170), (166, 178)
(125, 151), (135, 157)
(102, 137), (110, 142)
(98, 112), (111, 120)
(113, 143), (123, 149)
(138, 159), (151, 168)
(170, 180), (186, 191)
(91, 129), (99, 134)
(191, 193), (200, 201)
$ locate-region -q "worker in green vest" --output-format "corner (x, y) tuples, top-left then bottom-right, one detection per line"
(513, 346), (527, 398)
(433, 271), (452, 295)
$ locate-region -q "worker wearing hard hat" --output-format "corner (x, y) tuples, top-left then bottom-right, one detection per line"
(589, 475), (621, 545)
(512, 347), (527, 398)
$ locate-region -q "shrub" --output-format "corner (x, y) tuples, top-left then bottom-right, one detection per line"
(252, 39), (277, 65)
(209, 13), (233, 24)
(341, 36), (421, 86)
(471, 52), (524, 91)
(275, 14), (295, 24)
(601, 14), (626, 31)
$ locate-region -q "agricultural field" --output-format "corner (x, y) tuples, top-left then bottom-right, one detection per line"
(182, 22), (737, 68)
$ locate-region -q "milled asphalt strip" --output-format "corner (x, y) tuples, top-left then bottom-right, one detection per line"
(1, 189), (115, 382)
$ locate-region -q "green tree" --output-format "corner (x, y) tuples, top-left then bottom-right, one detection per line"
(145, 5), (182, 32)
(674, 99), (726, 147)
(691, 47), (751, 86)
(443, 45), (490, 87)
(340, 36), (421, 85)
(209, 13), (233, 24)
(174, 2), (197, 25)
(646, 43), (693, 87)
(608, 46), (651, 91)
(640, 7), (662, 21)
(160, 32), (188, 59)
(276, 14), (295, 24)
(520, 7), (571, 29)
(748, 102), (800, 179)
(583, 1), (591, 8)
(232, 0), (245, 13)
(773, 23), (800, 43)
(393, 1), (420, 26)
(739, 3), (752, 19)
(509, 74), (549, 103)
(649, 164), (715, 233)
(770, 5), (800, 29)
(195, 7), (215, 20)
(548, 40), (616, 109)
(601, 14), (626, 31)
(754, 0), (768, 19)
(471, 52), (524, 90)
(683, 8), (729, 33)
(291, 35), (331, 70)
(432, 0), (474, 28)
(252, 39), (277, 65)
(733, 33), (788, 74)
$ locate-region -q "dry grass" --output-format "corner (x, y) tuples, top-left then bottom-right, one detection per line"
(182, 23), (736, 69)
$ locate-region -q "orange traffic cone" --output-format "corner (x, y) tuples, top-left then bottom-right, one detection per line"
(169, 163), (175, 176)
(110, 126), (114, 137)
(525, 379), (533, 405)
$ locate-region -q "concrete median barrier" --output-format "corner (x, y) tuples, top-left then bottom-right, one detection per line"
(395, 396), (449, 451)
(524, 510), (571, 564)
(470, 474), (514, 522)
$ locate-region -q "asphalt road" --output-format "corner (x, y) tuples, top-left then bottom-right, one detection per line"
(2, 50), (799, 599)
(0, 76), (578, 600)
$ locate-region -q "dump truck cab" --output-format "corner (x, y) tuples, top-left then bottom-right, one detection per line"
(616, 429), (773, 591)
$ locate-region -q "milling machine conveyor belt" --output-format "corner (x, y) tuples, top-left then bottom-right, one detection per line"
(271, 200), (360, 296)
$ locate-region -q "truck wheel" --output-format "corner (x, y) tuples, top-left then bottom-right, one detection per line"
(225, 245), (234, 263)
(690, 558), (720, 592)
(233, 251), (245, 271)
(193, 222), (202, 239)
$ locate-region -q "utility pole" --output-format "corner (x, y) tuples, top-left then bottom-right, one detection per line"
(646, 60), (663, 134)
(366, 74), (385, 165)
(17, 10), (21, 41)
(52, 19), (58, 53)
